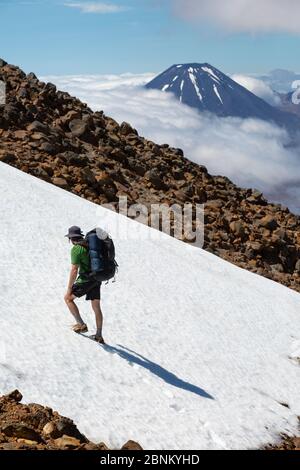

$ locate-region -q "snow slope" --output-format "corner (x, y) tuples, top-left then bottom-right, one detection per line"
(0, 162), (300, 450)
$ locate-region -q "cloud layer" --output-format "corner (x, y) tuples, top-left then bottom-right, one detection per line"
(231, 74), (281, 106)
(170, 0), (300, 34)
(64, 2), (127, 13)
(42, 72), (300, 213)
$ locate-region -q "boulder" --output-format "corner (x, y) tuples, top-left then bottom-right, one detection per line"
(27, 121), (49, 134)
(146, 169), (166, 190)
(270, 264), (284, 273)
(229, 220), (245, 237)
(39, 142), (57, 155)
(53, 435), (81, 449)
(173, 148), (184, 157)
(0, 153), (16, 163)
(54, 417), (87, 442)
(121, 440), (143, 450)
(257, 215), (278, 231)
(32, 167), (51, 181)
(120, 121), (138, 136)
(14, 130), (27, 139)
(69, 119), (88, 138)
(127, 157), (147, 176)
(4, 390), (23, 402)
(110, 147), (127, 163)
(61, 151), (88, 167)
(27, 72), (37, 80)
(61, 110), (81, 125)
(80, 167), (96, 185)
(196, 187), (207, 203)
(42, 422), (59, 439)
(1, 423), (42, 442)
(182, 183), (194, 198)
(3, 103), (19, 123)
(173, 168), (184, 180)
(52, 177), (69, 189)
(295, 260), (300, 273)
(246, 190), (267, 205)
(97, 442), (110, 450)
(41, 163), (54, 177)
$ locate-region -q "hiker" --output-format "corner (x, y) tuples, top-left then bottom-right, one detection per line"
(64, 226), (105, 344)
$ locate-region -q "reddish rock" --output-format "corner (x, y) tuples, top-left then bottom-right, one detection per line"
(257, 215), (279, 231)
(0, 390), (141, 451)
(52, 177), (69, 189)
(53, 435), (81, 449)
(0, 59), (299, 293)
(121, 440), (143, 450)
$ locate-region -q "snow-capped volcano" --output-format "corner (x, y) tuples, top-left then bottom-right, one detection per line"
(146, 63), (231, 114)
(146, 63), (300, 130)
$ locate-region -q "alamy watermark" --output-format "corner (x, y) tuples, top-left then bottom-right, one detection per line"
(0, 80), (5, 105)
(95, 196), (205, 248)
(292, 80), (300, 105)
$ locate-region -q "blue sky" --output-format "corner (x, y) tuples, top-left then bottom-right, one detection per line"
(0, 0), (299, 75)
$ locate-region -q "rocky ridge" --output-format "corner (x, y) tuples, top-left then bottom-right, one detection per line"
(0, 390), (142, 450)
(0, 391), (298, 451)
(0, 58), (299, 292)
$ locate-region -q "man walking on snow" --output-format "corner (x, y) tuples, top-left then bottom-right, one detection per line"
(64, 226), (105, 343)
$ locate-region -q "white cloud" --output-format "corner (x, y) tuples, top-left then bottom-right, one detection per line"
(42, 72), (300, 213)
(169, 0), (300, 34)
(49, 72), (155, 90)
(231, 74), (281, 106)
(64, 2), (127, 13)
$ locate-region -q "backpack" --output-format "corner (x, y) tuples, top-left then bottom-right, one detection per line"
(85, 228), (118, 283)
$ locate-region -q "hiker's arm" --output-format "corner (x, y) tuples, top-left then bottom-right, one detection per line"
(67, 264), (78, 292)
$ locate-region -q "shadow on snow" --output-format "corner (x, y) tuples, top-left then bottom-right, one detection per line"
(81, 335), (214, 400)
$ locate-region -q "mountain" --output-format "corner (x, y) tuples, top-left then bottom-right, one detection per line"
(275, 91), (300, 118)
(259, 69), (300, 94)
(145, 63), (300, 131)
(0, 59), (300, 293)
(1, 161), (300, 449)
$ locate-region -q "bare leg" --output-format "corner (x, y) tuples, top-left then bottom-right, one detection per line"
(64, 293), (85, 325)
(91, 299), (103, 338)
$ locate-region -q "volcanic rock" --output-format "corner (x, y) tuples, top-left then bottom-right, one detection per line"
(0, 390), (142, 451)
(0, 60), (299, 293)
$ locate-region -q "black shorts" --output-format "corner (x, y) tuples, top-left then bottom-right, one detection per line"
(72, 280), (102, 301)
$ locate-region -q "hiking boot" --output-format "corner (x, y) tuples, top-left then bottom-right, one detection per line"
(93, 334), (105, 344)
(72, 323), (88, 333)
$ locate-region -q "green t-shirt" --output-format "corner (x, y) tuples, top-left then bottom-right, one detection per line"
(71, 245), (90, 284)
